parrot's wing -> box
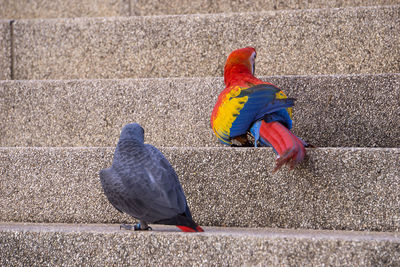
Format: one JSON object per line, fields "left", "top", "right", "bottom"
{"left": 229, "top": 84, "right": 286, "bottom": 137}
{"left": 212, "top": 84, "right": 280, "bottom": 144}
{"left": 253, "top": 98, "right": 295, "bottom": 122}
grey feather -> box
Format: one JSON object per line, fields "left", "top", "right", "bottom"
{"left": 99, "top": 123, "right": 188, "bottom": 223}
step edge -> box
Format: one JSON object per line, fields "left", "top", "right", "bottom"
{"left": 1, "top": 222, "right": 400, "bottom": 242}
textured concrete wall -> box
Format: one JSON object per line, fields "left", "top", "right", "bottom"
{"left": 12, "top": 6, "right": 400, "bottom": 79}
{"left": 0, "top": 147, "right": 399, "bottom": 231}
{"left": 1, "top": 74, "right": 399, "bottom": 147}
{"left": 1, "top": 223, "right": 399, "bottom": 266}
{"left": 0, "top": 0, "right": 130, "bottom": 19}
{"left": 0, "top": 21, "right": 11, "bottom": 80}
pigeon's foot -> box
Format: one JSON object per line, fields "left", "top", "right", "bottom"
{"left": 120, "top": 221, "right": 152, "bottom": 231}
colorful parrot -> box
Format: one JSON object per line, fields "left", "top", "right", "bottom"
{"left": 100, "top": 123, "right": 204, "bottom": 232}
{"left": 211, "top": 47, "right": 306, "bottom": 172}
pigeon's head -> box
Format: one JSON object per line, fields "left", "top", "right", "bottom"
{"left": 119, "top": 123, "right": 145, "bottom": 143}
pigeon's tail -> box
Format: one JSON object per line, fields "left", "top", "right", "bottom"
{"left": 176, "top": 225, "right": 204, "bottom": 233}
{"left": 154, "top": 213, "right": 204, "bottom": 232}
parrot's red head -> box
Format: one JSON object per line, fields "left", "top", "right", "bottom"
{"left": 224, "top": 47, "right": 257, "bottom": 86}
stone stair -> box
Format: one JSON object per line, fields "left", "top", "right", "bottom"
{"left": 1, "top": 222, "right": 399, "bottom": 266}
{"left": 1, "top": 1, "right": 400, "bottom": 265}
{"left": 8, "top": 5, "right": 400, "bottom": 80}
{"left": 1, "top": 147, "right": 399, "bottom": 231}
{"left": 1, "top": 74, "right": 399, "bottom": 148}
{"left": 1, "top": 0, "right": 399, "bottom": 18}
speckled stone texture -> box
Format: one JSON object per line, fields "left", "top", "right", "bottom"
{"left": 1, "top": 223, "right": 400, "bottom": 266}
{"left": 0, "top": 0, "right": 129, "bottom": 19}
{"left": 1, "top": 0, "right": 399, "bottom": 19}
{"left": 12, "top": 6, "right": 400, "bottom": 79}
{"left": 0, "top": 147, "right": 399, "bottom": 231}
{"left": 1, "top": 74, "right": 399, "bottom": 147}
{"left": 131, "top": 0, "right": 400, "bottom": 15}
{"left": 0, "top": 20, "right": 11, "bottom": 80}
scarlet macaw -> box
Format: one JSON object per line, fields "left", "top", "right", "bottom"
{"left": 211, "top": 47, "right": 306, "bottom": 171}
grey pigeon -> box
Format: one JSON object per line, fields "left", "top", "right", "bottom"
{"left": 99, "top": 123, "right": 203, "bottom": 232}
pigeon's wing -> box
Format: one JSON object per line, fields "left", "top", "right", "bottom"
{"left": 100, "top": 142, "right": 159, "bottom": 219}
{"left": 99, "top": 168, "right": 124, "bottom": 213}
{"left": 111, "top": 141, "right": 187, "bottom": 222}
{"left": 144, "top": 144, "right": 188, "bottom": 211}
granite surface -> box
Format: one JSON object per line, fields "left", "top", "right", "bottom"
{"left": 0, "top": 20, "right": 11, "bottom": 80}
{"left": 0, "top": 147, "right": 399, "bottom": 231}
{"left": 131, "top": 0, "right": 400, "bottom": 15}
{"left": 1, "top": 0, "right": 399, "bottom": 19}
{"left": 12, "top": 6, "right": 400, "bottom": 79}
{"left": 0, "top": 0, "right": 129, "bottom": 19}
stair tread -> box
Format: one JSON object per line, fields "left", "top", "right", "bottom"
{"left": 1, "top": 222, "right": 399, "bottom": 240}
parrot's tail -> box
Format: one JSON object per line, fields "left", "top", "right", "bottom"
{"left": 258, "top": 120, "right": 306, "bottom": 172}
{"left": 154, "top": 213, "right": 204, "bottom": 232}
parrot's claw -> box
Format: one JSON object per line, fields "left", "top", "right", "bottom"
{"left": 273, "top": 137, "right": 306, "bottom": 173}
{"left": 120, "top": 223, "right": 152, "bottom": 231}
{"left": 231, "top": 134, "right": 253, "bottom": 147}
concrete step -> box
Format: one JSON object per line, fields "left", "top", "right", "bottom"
{"left": 10, "top": 6, "right": 400, "bottom": 80}
{"left": 1, "top": 74, "right": 399, "bottom": 148}
{"left": 0, "top": 0, "right": 130, "bottom": 19}
{"left": 1, "top": 222, "right": 399, "bottom": 266}
{"left": 0, "top": 20, "right": 11, "bottom": 80}
{"left": 1, "top": 147, "right": 399, "bottom": 231}
{"left": 1, "top": 0, "right": 398, "bottom": 19}
{"left": 131, "top": 0, "right": 400, "bottom": 15}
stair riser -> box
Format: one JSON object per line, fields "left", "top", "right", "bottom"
{"left": 1, "top": 74, "right": 399, "bottom": 147}
{"left": 0, "top": 0, "right": 129, "bottom": 20}
{"left": 2, "top": 230, "right": 399, "bottom": 266}
{"left": 1, "top": 0, "right": 398, "bottom": 18}
{"left": 10, "top": 6, "right": 400, "bottom": 79}
{"left": 132, "top": 0, "right": 400, "bottom": 15}
{"left": 1, "top": 147, "right": 399, "bottom": 231}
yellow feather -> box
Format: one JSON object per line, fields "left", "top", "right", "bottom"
{"left": 213, "top": 86, "right": 293, "bottom": 144}
{"left": 276, "top": 90, "right": 293, "bottom": 118}
{"left": 213, "top": 86, "right": 248, "bottom": 144}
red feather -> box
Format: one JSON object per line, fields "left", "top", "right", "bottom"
{"left": 177, "top": 225, "right": 204, "bottom": 232}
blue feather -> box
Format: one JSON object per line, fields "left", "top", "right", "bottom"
{"left": 254, "top": 98, "right": 295, "bottom": 121}
{"left": 249, "top": 121, "right": 262, "bottom": 147}
{"left": 263, "top": 109, "right": 293, "bottom": 129}
{"left": 229, "top": 84, "right": 294, "bottom": 138}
